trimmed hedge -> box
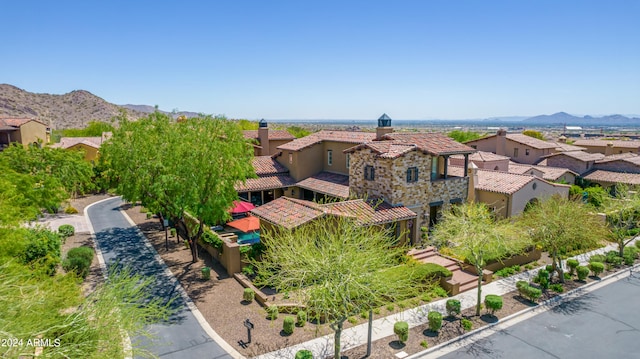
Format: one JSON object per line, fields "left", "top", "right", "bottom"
{"left": 461, "top": 318, "right": 473, "bottom": 331}
{"left": 283, "top": 316, "right": 295, "bottom": 335}
{"left": 446, "top": 299, "right": 461, "bottom": 317}
{"left": 589, "top": 254, "right": 606, "bottom": 263}
{"left": 394, "top": 321, "right": 409, "bottom": 343}
{"left": 296, "top": 310, "right": 307, "bottom": 327}
{"left": 58, "top": 224, "right": 75, "bottom": 238}
{"left": 243, "top": 288, "right": 255, "bottom": 303}
{"left": 295, "top": 350, "right": 313, "bottom": 359}
{"left": 566, "top": 259, "right": 579, "bottom": 274}
{"left": 484, "top": 295, "right": 503, "bottom": 315}
{"left": 577, "top": 265, "right": 590, "bottom": 281}
{"left": 427, "top": 311, "right": 442, "bottom": 332}
{"left": 516, "top": 281, "right": 541, "bottom": 303}
{"left": 589, "top": 261, "right": 604, "bottom": 277}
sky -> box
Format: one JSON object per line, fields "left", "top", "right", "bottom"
{"left": 2, "top": 1, "right": 639, "bottom": 120}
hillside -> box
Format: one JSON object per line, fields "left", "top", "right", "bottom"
{"left": 524, "top": 112, "right": 640, "bottom": 126}
{"left": 0, "top": 84, "right": 146, "bottom": 129}
{"left": 120, "top": 104, "right": 201, "bottom": 119}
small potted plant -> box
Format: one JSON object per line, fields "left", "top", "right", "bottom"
{"left": 201, "top": 266, "right": 211, "bottom": 280}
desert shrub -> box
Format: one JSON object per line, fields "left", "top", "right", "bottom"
{"left": 635, "top": 240, "right": 640, "bottom": 250}
{"left": 386, "top": 304, "right": 395, "bottom": 311}
{"left": 484, "top": 295, "right": 503, "bottom": 315}
{"left": 605, "top": 251, "right": 623, "bottom": 267}
{"left": 266, "top": 305, "right": 278, "bottom": 320}
{"left": 536, "top": 269, "right": 550, "bottom": 290}
{"left": 296, "top": 310, "right": 307, "bottom": 327}
{"left": 243, "top": 288, "right": 255, "bottom": 303}
{"left": 295, "top": 350, "right": 313, "bottom": 359}
{"left": 201, "top": 230, "right": 223, "bottom": 249}
{"left": 372, "top": 307, "right": 381, "bottom": 315}
{"left": 23, "top": 229, "right": 62, "bottom": 275}
{"left": 566, "top": 259, "right": 579, "bottom": 274}
{"left": 624, "top": 254, "right": 636, "bottom": 265}
{"left": 283, "top": 316, "right": 295, "bottom": 335}
{"left": 242, "top": 266, "right": 255, "bottom": 277}
{"left": 62, "top": 246, "right": 94, "bottom": 279}
{"left": 432, "top": 286, "right": 448, "bottom": 298}
{"left": 461, "top": 318, "right": 473, "bottom": 331}
{"left": 564, "top": 272, "right": 571, "bottom": 280}
{"left": 64, "top": 206, "right": 78, "bottom": 214}
{"left": 446, "top": 299, "right": 461, "bottom": 317}
{"left": 383, "top": 262, "right": 452, "bottom": 284}
{"left": 550, "top": 283, "right": 564, "bottom": 293}
{"left": 589, "top": 261, "right": 605, "bottom": 276}
{"left": 420, "top": 340, "right": 429, "bottom": 348}
{"left": 545, "top": 265, "right": 554, "bottom": 273}
{"left": 516, "top": 280, "right": 529, "bottom": 292}
{"left": 146, "top": 212, "right": 152, "bottom": 219}
{"left": 347, "top": 316, "right": 358, "bottom": 324}
{"left": 494, "top": 265, "right": 521, "bottom": 278}
{"left": 525, "top": 286, "right": 542, "bottom": 302}
{"left": 427, "top": 311, "right": 442, "bottom": 332}
{"left": 394, "top": 321, "right": 409, "bottom": 343}
{"left": 624, "top": 246, "right": 638, "bottom": 258}
{"left": 58, "top": 224, "right": 75, "bottom": 238}
{"left": 589, "top": 254, "right": 606, "bottom": 263}
{"left": 577, "top": 265, "right": 590, "bottom": 281}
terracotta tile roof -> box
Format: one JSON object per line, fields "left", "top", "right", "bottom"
{"left": 505, "top": 134, "right": 558, "bottom": 149}
{"left": 242, "top": 130, "right": 295, "bottom": 141}
{"left": 450, "top": 165, "right": 537, "bottom": 195}
{"left": 252, "top": 156, "right": 289, "bottom": 175}
{"left": 508, "top": 163, "right": 536, "bottom": 175}
{"left": 451, "top": 151, "right": 509, "bottom": 162}
{"left": 345, "top": 141, "right": 417, "bottom": 159}
{"left": 382, "top": 133, "right": 476, "bottom": 156}
{"left": 596, "top": 153, "right": 640, "bottom": 165}
{"left": 583, "top": 170, "right": 640, "bottom": 186}
{"left": 574, "top": 139, "right": 640, "bottom": 149}
{"left": 547, "top": 141, "right": 586, "bottom": 152}
{"left": 0, "top": 118, "right": 47, "bottom": 128}
{"left": 50, "top": 136, "right": 103, "bottom": 149}
{"left": 277, "top": 130, "right": 376, "bottom": 151}
{"left": 250, "top": 197, "right": 416, "bottom": 229}
{"left": 531, "top": 165, "right": 578, "bottom": 181}
{"left": 296, "top": 172, "right": 350, "bottom": 199}
{"left": 543, "top": 151, "right": 605, "bottom": 162}
{"left": 235, "top": 175, "right": 296, "bottom": 192}
{"left": 250, "top": 197, "right": 324, "bottom": 229}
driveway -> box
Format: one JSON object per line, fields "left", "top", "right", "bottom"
{"left": 87, "top": 197, "right": 236, "bottom": 359}
{"left": 435, "top": 273, "right": 640, "bottom": 359}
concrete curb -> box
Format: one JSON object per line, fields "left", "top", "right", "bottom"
{"left": 406, "top": 262, "right": 640, "bottom": 359}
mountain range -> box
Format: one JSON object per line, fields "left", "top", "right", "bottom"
{"left": 1, "top": 84, "right": 638, "bottom": 129}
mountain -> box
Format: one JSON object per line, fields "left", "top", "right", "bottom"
{"left": 524, "top": 112, "right": 640, "bottom": 126}
{"left": 120, "top": 104, "right": 201, "bottom": 119}
{"left": 0, "top": 84, "right": 149, "bottom": 129}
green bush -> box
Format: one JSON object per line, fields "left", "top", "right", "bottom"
{"left": 283, "top": 316, "right": 295, "bottom": 335}
{"left": 566, "top": 259, "right": 579, "bottom": 274}
{"left": 494, "top": 265, "right": 520, "bottom": 278}
{"left": 516, "top": 280, "right": 529, "bottom": 292}
{"left": 536, "top": 269, "right": 550, "bottom": 290}
{"left": 577, "top": 265, "right": 590, "bottom": 281}
{"left": 635, "top": 240, "right": 640, "bottom": 250}
{"left": 170, "top": 228, "right": 176, "bottom": 237}
{"left": 62, "top": 246, "right": 94, "bottom": 279}
{"left": 58, "top": 224, "right": 75, "bottom": 238}
{"left": 383, "top": 262, "right": 452, "bottom": 284}
{"left": 24, "top": 228, "right": 62, "bottom": 275}
{"left": 394, "top": 321, "right": 409, "bottom": 343}
{"left": 545, "top": 265, "right": 554, "bottom": 273}
{"left": 296, "top": 310, "right": 307, "bottom": 327}
{"left": 146, "top": 212, "right": 153, "bottom": 219}
{"left": 605, "top": 251, "right": 623, "bottom": 267}
{"left": 427, "top": 311, "right": 442, "bottom": 332}
{"left": 266, "top": 305, "right": 278, "bottom": 320}
{"left": 295, "top": 350, "right": 313, "bottom": 359}
{"left": 446, "top": 299, "right": 461, "bottom": 317}
{"left": 420, "top": 340, "right": 429, "bottom": 348}
{"left": 64, "top": 206, "right": 79, "bottom": 214}
{"left": 589, "top": 254, "right": 606, "bottom": 263}
{"left": 243, "top": 288, "right": 255, "bottom": 303}
{"left": 242, "top": 266, "right": 254, "bottom": 277}
{"left": 201, "top": 230, "right": 223, "bottom": 249}
{"left": 589, "top": 261, "right": 605, "bottom": 277}
{"left": 550, "top": 283, "right": 564, "bottom": 293}
{"left": 484, "top": 295, "right": 503, "bottom": 315}
{"left": 624, "top": 246, "right": 638, "bottom": 258}
{"left": 525, "top": 286, "right": 542, "bottom": 302}
{"left": 461, "top": 318, "right": 473, "bottom": 331}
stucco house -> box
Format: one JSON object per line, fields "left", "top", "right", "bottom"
{"left": 243, "top": 120, "right": 295, "bottom": 156}
{"left": 0, "top": 118, "right": 50, "bottom": 149}
{"left": 235, "top": 156, "right": 296, "bottom": 205}
{"left": 581, "top": 153, "right": 640, "bottom": 189}
{"left": 573, "top": 139, "right": 640, "bottom": 155}
{"left": 464, "top": 130, "right": 557, "bottom": 165}
{"left": 541, "top": 151, "right": 605, "bottom": 176}
{"left": 450, "top": 151, "right": 510, "bottom": 171}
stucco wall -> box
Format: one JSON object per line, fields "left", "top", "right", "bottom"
{"left": 505, "top": 141, "right": 551, "bottom": 165}
{"left": 69, "top": 143, "right": 99, "bottom": 161}
{"left": 15, "top": 121, "right": 48, "bottom": 146}
{"left": 511, "top": 179, "right": 569, "bottom": 216}
{"left": 322, "top": 141, "right": 355, "bottom": 175}
{"left": 594, "top": 161, "right": 640, "bottom": 174}
{"left": 546, "top": 155, "right": 593, "bottom": 175}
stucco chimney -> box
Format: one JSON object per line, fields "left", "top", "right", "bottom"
{"left": 376, "top": 113, "right": 394, "bottom": 140}
{"left": 258, "top": 119, "right": 270, "bottom": 156}
{"left": 496, "top": 129, "right": 507, "bottom": 156}
{"left": 467, "top": 162, "right": 478, "bottom": 202}
{"left": 558, "top": 135, "right": 567, "bottom": 143}
{"left": 605, "top": 142, "right": 614, "bottom": 156}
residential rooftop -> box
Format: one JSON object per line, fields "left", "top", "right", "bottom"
{"left": 277, "top": 130, "right": 377, "bottom": 151}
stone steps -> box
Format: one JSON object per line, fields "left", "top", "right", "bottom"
{"left": 409, "top": 247, "right": 483, "bottom": 294}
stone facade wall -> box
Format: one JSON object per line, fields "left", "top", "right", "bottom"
{"left": 594, "top": 161, "right": 640, "bottom": 174}
{"left": 546, "top": 155, "right": 593, "bottom": 175}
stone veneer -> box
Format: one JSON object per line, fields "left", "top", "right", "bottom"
{"left": 349, "top": 149, "right": 468, "bottom": 242}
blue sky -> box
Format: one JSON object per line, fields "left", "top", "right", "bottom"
{"left": 2, "top": 1, "right": 639, "bottom": 120}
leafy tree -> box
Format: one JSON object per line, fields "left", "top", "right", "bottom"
{"left": 252, "top": 216, "right": 424, "bottom": 358}
{"left": 519, "top": 195, "right": 608, "bottom": 283}
{"left": 102, "top": 112, "right": 255, "bottom": 262}
{"left": 62, "top": 120, "right": 115, "bottom": 138}
{"left": 432, "top": 202, "right": 525, "bottom": 316}
{"left": 602, "top": 185, "right": 640, "bottom": 257}
{"left": 447, "top": 130, "right": 484, "bottom": 143}
{"left": 236, "top": 119, "right": 259, "bottom": 130}
{"left": 522, "top": 130, "right": 544, "bottom": 140}
{"left": 286, "top": 126, "right": 311, "bottom": 138}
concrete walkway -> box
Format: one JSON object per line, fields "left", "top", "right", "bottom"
{"left": 254, "top": 241, "right": 636, "bottom": 359}
{"left": 31, "top": 213, "right": 91, "bottom": 233}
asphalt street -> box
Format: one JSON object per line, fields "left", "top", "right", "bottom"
{"left": 87, "top": 197, "right": 234, "bottom": 359}
{"left": 437, "top": 273, "right": 640, "bottom": 359}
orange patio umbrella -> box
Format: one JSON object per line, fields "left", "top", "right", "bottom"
{"left": 227, "top": 216, "right": 260, "bottom": 233}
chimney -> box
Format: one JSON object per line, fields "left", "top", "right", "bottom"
{"left": 605, "top": 142, "right": 614, "bottom": 156}
{"left": 258, "top": 119, "right": 270, "bottom": 156}
{"left": 496, "top": 129, "right": 507, "bottom": 156}
{"left": 558, "top": 135, "right": 567, "bottom": 143}
{"left": 376, "top": 113, "right": 393, "bottom": 140}
{"left": 467, "top": 162, "right": 478, "bottom": 202}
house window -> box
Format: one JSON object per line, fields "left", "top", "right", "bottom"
{"left": 327, "top": 150, "right": 333, "bottom": 166}
{"left": 288, "top": 153, "right": 293, "bottom": 164}
{"left": 525, "top": 149, "right": 530, "bottom": 156}
{"left": 364, "top": 165, "right": 375, "bottom": 181}
{"left": 346, "top": 154, "right": 350, "bottom": 169}
{"left": 431, "top": 157, "right": 439, "bottom": 180}
{"left": 406, "top": 167, "right": 419, "bottom": 183}
{"left": 471, "top": 145, "right": 477, "bottom": 149}
{"left": 514, "top": 148, "right": 519, "bottom": 157}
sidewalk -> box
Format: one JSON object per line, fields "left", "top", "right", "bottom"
{"left": 30, "top": 213, "right": 91, "bottom": 233}
{"left": 254, "top": 241, "right": 634, "bottom": 359}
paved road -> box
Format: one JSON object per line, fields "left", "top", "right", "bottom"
{"left": 87, "top": 197, "right": 234, "bottom": 359}
{"left": 437, "top": 273, "right": 640, "bottom": 359}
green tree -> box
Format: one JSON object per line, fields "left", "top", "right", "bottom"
{"left": 236, "top": 119, "right": 259, "bottom": 130}
{"left": 102, "top": 112, "right": 255, "bottom": 262}
{"left": 432, "top": 202, "right": 525, "bottom": 316}
{"left": 447, "top": 130, "right": 484, "bottom": 143}
{"left": 602, "top": 185, "right": 640, "bottom": 257}
{"left": 252, "top": 216, "right": 424, "bottom": 359}
{"left": 286, "top": 126, "right": 311, "bottom": 138}
{"left": 519, "top": 195, "right": 607, "bottom": 282}
{"left": 522, "top": 130, "right": 544, "bottom": 140}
